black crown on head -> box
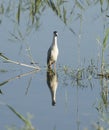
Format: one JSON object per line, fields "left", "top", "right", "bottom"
{"left": 53, "top": 31, "right": 58, "bottom": 36}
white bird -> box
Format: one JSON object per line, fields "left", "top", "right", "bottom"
{"left": 47, "top": 31, "right": 59, "bottom": 69}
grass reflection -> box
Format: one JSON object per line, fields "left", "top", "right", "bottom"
{"left": 59, "top": 60, "right": 98, "bottom": 88}
{"left": 96, "top": 77, "right": 109, "bottom": 118}
{"left": 94, "top": 73, "right": 109, "bottom": 130}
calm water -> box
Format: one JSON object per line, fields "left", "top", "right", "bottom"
{"left": 0, "top": 1, "right": 109, "bottom": 130}
{"left": 0, "top": 68, "right": 102, "bottom": 130}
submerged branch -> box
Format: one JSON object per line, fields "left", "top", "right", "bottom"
{"left": 5, "top": 59, "right": 40, "bottom": 69}
{"left": 0, "top": 53, "right": 40, "bottom": 70}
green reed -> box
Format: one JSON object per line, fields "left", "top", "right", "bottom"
{"left": 101, "top": 28, "right": 109, "bottom": 73}
{"left": 0, "top": 0, "right": 102, "bottom": 35}
{"left": 6, "top": 104, "right": 35, "bottom": 130}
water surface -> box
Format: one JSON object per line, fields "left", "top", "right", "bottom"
{"left": 0, "top": 1, "right": 109, "bottom": 130}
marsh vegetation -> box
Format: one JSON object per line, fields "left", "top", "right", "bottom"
{"left": 1, "top": 0, "right": 109, "bottom": 130}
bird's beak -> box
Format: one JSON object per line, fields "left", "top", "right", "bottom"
{"left": 56, "top": 33, "right": 58, "bottom": 36}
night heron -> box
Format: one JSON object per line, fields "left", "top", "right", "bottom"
{"left": 47, "top": 31, "right": 59, "bottom": 69}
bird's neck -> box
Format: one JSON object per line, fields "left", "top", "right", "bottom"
{"left": 52, "top": 36, "right": 58, "bottom": 47}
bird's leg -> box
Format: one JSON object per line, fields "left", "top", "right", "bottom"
{"left": 48, "top": 64, "right": 52, "bottom": 69}
{"left": 54, "top": 62, "right": 56, "bottom": 71}
{"left": 47, "top": 60, "right": 52, "bottom": 69}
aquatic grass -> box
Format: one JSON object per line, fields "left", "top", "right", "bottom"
{"left": 1, "top": 0, "right": 44, "bottom": 31}
{"left": 0, "top": 1, "right": 109, "bottom": 129}
{"left": 25, "top": 77, "right": 32, "bottom": 95}
{"left": 29, "top": 0, "right": 42, "bottom": 25}
{"left": 63, "top": 6, "right": 67, "bottom": 25}
{"left": 97, "top": 73, "right": 109, "bottom": 111}
{"left": 96, "top": 28, "right": 109, "bottom": 76}
{"left": 46, "top": 0, "right": 66, "bottom": 23}
{"left": 0, "top": 80, "right": 9, "bottom": 87}
{"left": 101, "top": 28, "right": 109, "bottom": 66}
{"left": 9, "top": 28, "right": 39, "bottom": 67}
{"left": 1, "top": 0, "right": 108, "bottom": 37}
{"left": 0, "top": 0, "right": 108, "bottom": 31}
{"left": 75, "top": 0, "right": 85, "bottom": 10}
{"left": 45, "top": 0, "right": 77, "bottom": 34}
{"left": 6, "top": 104, "right": 35, "bottom": 130}
{"left": 0, "top": 57, "right": 8, "bottom": 73}
{"left": 0, "top": 69, "right": 8, "bottom": 73}
{"left": 61, "top": 60, "right": 98, "bottom": 88}
{"left": 0, "top": 3, "right": 4, "bottom": 14}
{"left": 95, "top": 69, "right": 109, "bottom": 130}
{"left": 92, "top": 123, "right": 105, "bottom": 130}
{"left": 16, "top": 0, "right": 21, "bottom": 25}
{"left": 9, "top": 31, "right": 24, "bottom": 42}
{"left": 0, "top": 101, "right": 35, "bottom": 130}
{"left": 95, "top": 98, "right": 109, "bottom": 130}
{"left": 99, "top": 0, "right": 109, "bottom": 12}
{"left": 1, "top": 0, "right": 107, "bottom": 130}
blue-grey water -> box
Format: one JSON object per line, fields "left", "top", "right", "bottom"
{"left": 0, "top": 1, "right": 109, "bottom": 130}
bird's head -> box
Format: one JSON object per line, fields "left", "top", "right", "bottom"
{"left": 53, "top": 31, "right": 58, "bottom": 37}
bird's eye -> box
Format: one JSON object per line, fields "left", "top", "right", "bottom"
{"left": 54, "top": 31, "right": 58, "bottom": 35}
{"left": 54, "top": 32, "right": 58, "bottom": 36}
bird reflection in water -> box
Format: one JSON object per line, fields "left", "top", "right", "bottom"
{"left": 47, "top": 69, "right": 58, "bottom": 106}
